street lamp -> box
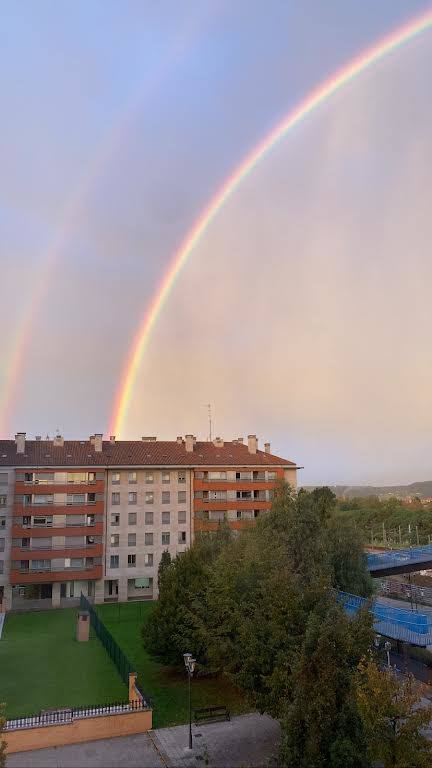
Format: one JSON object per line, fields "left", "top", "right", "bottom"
{"left": 183, "top": 652, "right": 196, "bottom": 750}
{"left": 384, "top": 641, "right": 392, "bottom": 669}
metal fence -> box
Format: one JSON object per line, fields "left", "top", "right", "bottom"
{"left": 79, "top": 593, "right": 148, "bottom": 704}
{"left": 5, "top": 699, "right": 145, "bottom": 732}
{"left": 337, "top": 589, "right": 432, "bottom": 646}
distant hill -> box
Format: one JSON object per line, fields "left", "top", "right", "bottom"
{"left": 302, "top": 481, "right": 432, "bottom": 500}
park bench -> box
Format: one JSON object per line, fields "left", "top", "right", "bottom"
{"left": 193, "top": 705, "right": 230, "bottom": 723}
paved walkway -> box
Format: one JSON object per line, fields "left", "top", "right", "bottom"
{"left": 0, "top": 613, "right": 5, "bottom": 639}
{"left": 6, "top": 713, "right": 281, "bottom": 768}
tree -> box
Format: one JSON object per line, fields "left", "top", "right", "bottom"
{"left": 281, "top": 605, "right": 371, "bottom": 768}
{"left": 157, "top": 549, "right": 172, "bottom": 592}
{"left": 0, "top": 704, "right": 6, "bottom": 768}
{"left": 143, "top": 525, "right": 231, "bottom": 666}
{"left": 356, "top": 656, "right": 432, "bottom": 767}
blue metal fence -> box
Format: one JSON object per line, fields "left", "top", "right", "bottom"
{"left": 367, "top": 544, "right": 432, "bottom": 571}
{"left": 337, "top": 590, "right": 432, "bottom": 646}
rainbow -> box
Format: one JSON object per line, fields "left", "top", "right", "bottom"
{"left": 0, "top": 9, "right": 211, "bottom": 436}
{"left": 110, "top": 8, "right": 432, "bottom": 437}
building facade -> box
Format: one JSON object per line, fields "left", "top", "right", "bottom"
{"left": 0, "top": 433, "right": 298, "bottom": 610}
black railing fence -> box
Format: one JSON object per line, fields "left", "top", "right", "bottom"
{"left": 79, "top": 592, "right": 149, "bottom": 704}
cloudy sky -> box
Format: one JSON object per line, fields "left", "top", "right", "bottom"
{"left": 1, "top": 0, "right": 432, "bottom": 485}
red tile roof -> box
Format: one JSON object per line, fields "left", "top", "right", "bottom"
{"left": 0, "top": 439, "right": 296, "bottom": 468}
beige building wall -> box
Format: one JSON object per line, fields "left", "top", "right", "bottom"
{"left": 0, "top": 467, "right": 13, "bottom": 610}
{"left": 104, "top": 468, "right": 192, "bottom": 600}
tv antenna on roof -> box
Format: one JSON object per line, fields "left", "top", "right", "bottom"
{"left": 204, "top": 404, "right": 212, "bottom": 442}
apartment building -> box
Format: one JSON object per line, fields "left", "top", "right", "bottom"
{"left": 0, "top": 432, "right": 298, "bottom": 610}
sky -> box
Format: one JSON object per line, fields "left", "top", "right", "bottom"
{"left": 1, "top": 0, "right": 432, "bottom": 485}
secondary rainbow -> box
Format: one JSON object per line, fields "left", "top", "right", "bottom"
{"left": 110, "top": 8, "right": 432, "bottom": 437}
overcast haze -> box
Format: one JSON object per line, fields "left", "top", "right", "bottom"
{"left": 1, "top": 0, "right": 432, "bottom": 485}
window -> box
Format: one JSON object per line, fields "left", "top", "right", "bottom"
{"left": 0, "top": 561, "right": 3, "bottom": 575}
{"left": 128, "top": 492, "right": 137, "bottom": 505}
{"left": 267, "top": 471, "right": 277, "bottom": 481}
{"left": 145, "top": 511, "right": 153, "bottom": 525}
{"left": 178, "top": 510, "right": 186, "bottom": 524}
{"left": 208, "top": 471, "right": 227, "bottom": 480}
{"left": 178, "top": 471, "right": 186, "bottom": 484}
{"left": 178, "top": 531, "right": 186, "bottom": 544}
{"left": 162, "top": 491, "right": 170, "bottom": 504}
{"left": 145, "top": 491, "right": 154, "bottom": 504}
{"left": 178, "top": 491, "right": 186, "bottom": 504}
{"left": 144, "top": 553, "right": 153, "bottom": 567}
{"left": 112, "top": 473, "right": 120, "bottom": 484}
{"left": 162, "top": 472, "right": 170, "bottom": 484}
{"left": 110, "top": 513, "right": 120, "bottom": 526}
{"left": 161, "top": 511, "right": 170, "bottom": 525}
{"left": 110, "top": 534, "right": 119, "bottom": 546}
{"left": 0, "top": 496, "right": 6, "bottom": 506}
{"left": 161, "top": 532, "right": 170, "bottom": 546}
{"left": 33, "top": 494, "right": 54, "bottom": 505}
{"left": 128, "top": 512, "right": 137, "bottom": 525}
{"left": 128, "top": 533, "right": 136, "bottom": 546}
{"left": 67, "top": 493, "right": 85, "bottom": 505}
{"left": 236, "top": 490, "right": 252, "bottom": 500}
{"left": 268, "top": 490, "right": 275, "bottom": 501}
{"left": 110, "top": 555, "right": 119, "bottom": 568}
{"left": 111, "top": 492, "right": 120, "bottom": 505}
{"left": 128, "top": 554, "right": 136, "bottom": 568}
{"left": 0, "top": 473, "right": 8, "bottom": 485}
{"left": 145, "top": 472, "right": 154, "bottom": 484}
{"left": 145, "top": 533, "right": 153, "bottom": 545}
{"left": 87, "top": 492, "right": 96, "bottom": 503}
{"left": 128, "top": 472, "right": 137, "bottom": 484}
{"left": 0, "top": 538, "right": 5, "bottom": 552}
{"left": 0, "top": 517, "right": 5, "bottom": 528}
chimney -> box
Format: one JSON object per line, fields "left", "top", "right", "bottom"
{"left": 89, "top": 435, "right": 95, "bottom": 445}
{"left": 142, "top": 436, "right": 157, "bottom": 442}
{"left": 109, "top": 435, "right": 116, "bottom": 444}
{"left": 35, "top": 435, "right": 41, "bottom": 441}
{"left": 176, "top": 436, "right": 183, "bottom": 444}
{"left": 15, "top": 432, "right": 26, "bottom": 454}
{"left": 237, "top": 437, "right": 244, "bottom": 444}
{"left": 264, "top": 442, "right": 271, "bottom": 454}
{"left": 185, "top": 434, "right": 194, "bottom": 453}
{"left": 53, "top": 434, "right": 64, "bottom": 447}
{"left": 248, "top": 434, "right": 258, "bottom": 454}
{"left": 94, "top": 434, "right": 103, "bottom": 452}
{"left": 213, "top": 437, "right": 224, "bottom": 448}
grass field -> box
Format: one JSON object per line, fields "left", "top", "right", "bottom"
{"left": 0, "top": 609, "right": 127, "bottom": 719}
{"left": 97, "top": 601, "right": 250, "bottom": 728}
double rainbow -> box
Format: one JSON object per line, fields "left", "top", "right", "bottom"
{"left": 109, "top": 8, "right": 432, "bottom": 437}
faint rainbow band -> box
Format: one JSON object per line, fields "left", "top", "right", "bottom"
{"left": 109, "top": 8, "right": 432, "bottom": 437}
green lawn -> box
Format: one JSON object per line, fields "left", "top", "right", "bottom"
{"left": 0, "top": 609, "right": 127, "bottom": 719}
{"left": 97, "top": 601, "right": 250, "bottom": 728}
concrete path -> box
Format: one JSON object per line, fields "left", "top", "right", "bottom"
{"left": 0, "top": 613, "right": 5, "bottom": 639}
{"left": 6, "top": 713, "right": 281, "bottom": 768}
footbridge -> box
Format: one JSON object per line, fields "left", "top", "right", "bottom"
{"left": 337, "top": 591, "right": 432, "bottom": 647}
{"left": 367, "top": 544, "right": 432, "bottom": 576}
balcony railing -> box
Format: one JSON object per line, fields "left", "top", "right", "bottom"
{"left": 199, "top": 475, "right": 270, "bottom": 482}
{"left": 19, "top": 500, "right": 99, "bottom": 507}
{"left": 16, "top": 562, "right": 102, "bottom": 575}
{"left": 21, "top": 479, "right": 98, "bottom": 486}
{"left": 14, "top": 543, "right": 100, "bottom": 552}
{"left": 13, "top": 518, "right": 102, "bottom": 529}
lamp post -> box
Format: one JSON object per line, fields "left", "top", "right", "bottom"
{"left": 384, "top": 641, "right": 392, "bottom": 669}
{"left": 183, "top": 652, "right": 196, "bottom": 750}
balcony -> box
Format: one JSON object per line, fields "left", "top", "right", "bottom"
{"left": 12, "top": 520, "right": 104, "bottom": 538}
{"left": 13, "top": 500, "right": 104, "bottom": 516}
{"left": 194, "top": 518, "right": 255, "bottom": 533}
{"left": 11, "top": 543, "right": 103, "bottom": 560}
{"left": 15, "top": 479, "right": 105, "bottom": 495}
{"left": 10, "top": 565, "right": 103, "bottom": 585}
{"left": 194, "top": 499, "right": 271, "bottom": 512}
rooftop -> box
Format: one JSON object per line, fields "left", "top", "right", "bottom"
{"left": 0, "top": 437, "right": 297, "bottom": 468}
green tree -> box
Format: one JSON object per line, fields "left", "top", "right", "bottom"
{"left": 157, "top": 549, "right": 172, "bottom": 591}
{"left": 281, "top": 605, "right": 371, "bottom": 768}
{"left": 143, "top": 525, "right": 231, "bottom": 666}
{"left": 356, "top": 656, "right": 432, "bottom": 767}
